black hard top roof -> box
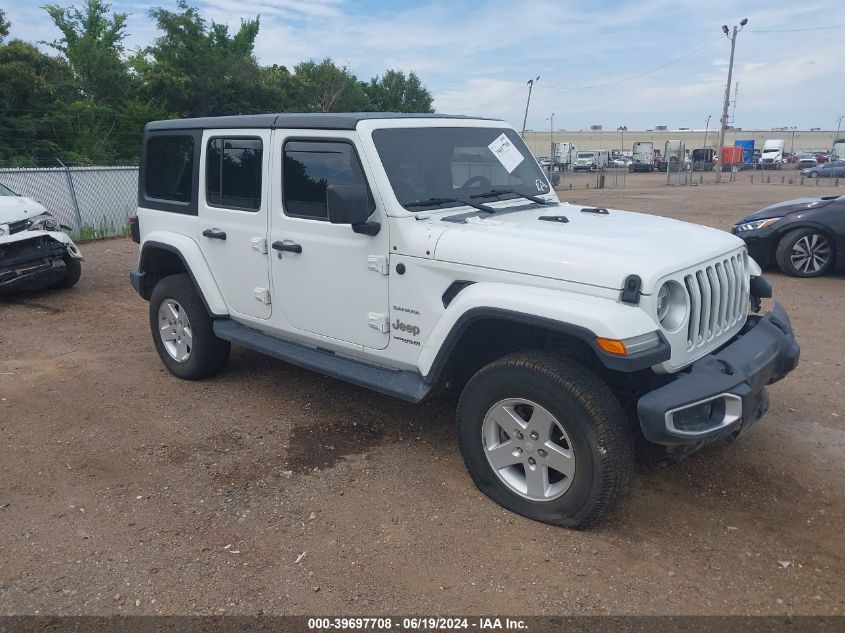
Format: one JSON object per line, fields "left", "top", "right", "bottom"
{"left": 144, "top": 112, "right": 499, "bottom": 132}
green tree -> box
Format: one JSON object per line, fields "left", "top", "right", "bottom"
{"left": 258, "top": 64, "right": 298, "bottom": 111}
{"left": 43, "top": 0, "right": 131, "bottom": 105}
{"left": 0, "top": 9, "right": 11, "bottom": 44}
{"left": 0, "top": 40, "right": 74, "bottom": 164}
{"left": 364, "top": 70, "right": 434, "bottom": 113}
{"left": 136, "top": 0, "right": 265, "bottom": 117}
{"left": 292, "top": 58, "right": 368, "bottom": 112}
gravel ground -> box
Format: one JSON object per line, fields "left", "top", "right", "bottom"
{"left": 1, "top": 176, "right": 843, "bottom": 616}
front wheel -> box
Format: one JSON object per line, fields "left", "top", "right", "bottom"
{"left": 808, "top": 171, "right": 819, "bottom": 178}
{"left": 456, "top": 352, "right": 633, "bottom": 529}
{"left": 149, "top": 274, "right": 230, "bottom": 379}
{"left": 50, "top": 256, "right": 82, "bottom": 289}
{"left": 776, "top": 228, "right": 834, "bottom": 277}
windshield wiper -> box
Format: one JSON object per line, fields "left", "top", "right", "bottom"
{"left": 404, "top": 197, "right": 496, "bottom": 213}
{"left": 470, "top": 188, "right": 552, "bottom": 206}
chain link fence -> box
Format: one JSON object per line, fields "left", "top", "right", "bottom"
{"left": 0, "top": 165, "right": 138, "bottom": 240}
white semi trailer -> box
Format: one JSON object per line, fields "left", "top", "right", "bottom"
{"left": 630, "top": 142, "right": 655, "bottom": 172}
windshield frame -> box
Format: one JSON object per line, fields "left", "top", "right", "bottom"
{"left": 360, "top": 119, "right": 553, "bottom": 215}
{"left": 0, "top": 183, "right": 18, "bottom": 196}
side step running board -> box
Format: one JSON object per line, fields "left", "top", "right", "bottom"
{"left": 213, "top": 319, "right": 432, "bottom": 403}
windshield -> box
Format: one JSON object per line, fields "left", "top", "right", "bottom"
{"left": 0, "top": 183, "right": 18, "bottom": 196}
{"left": 372, "top": 127, "right": 550, "bottom": 210}
{"left": 577, "top": 152, "right": 595, "bottom": 159}
{"left": 763, "top": 148, "right": 780, "bottom": 153}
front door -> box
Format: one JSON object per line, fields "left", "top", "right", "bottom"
{"left": 269, "top": 132, "right": 390, "bottom": 349}
{"left": 198, "top": 129, "right": 271, "bottom": 319}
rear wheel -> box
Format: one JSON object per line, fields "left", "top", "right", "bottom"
{"left": 776, "top": 228, "right": 834, "bottom": 277}
{"left": 149, "top": 274, "right": 230, "bottom": 379}
{"left": 456, "top": 352, "right": 633, "bottom": 528}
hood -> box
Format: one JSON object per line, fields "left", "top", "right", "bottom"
{"left": 432, "top": 202, "right": 743, "bottom": 292}
{"left": 0, "top": 195, "right": 49, "bottom": 224}
{"left": 738, "top": 195, "right": 841, "bottom": 222}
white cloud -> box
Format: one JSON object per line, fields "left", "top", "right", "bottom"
{"left": 4, "top": 0, "right": 842, "bottom": 129}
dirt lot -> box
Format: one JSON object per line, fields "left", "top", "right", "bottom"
{"left": 1, "top": 177, "right": 843, "bottom": 616}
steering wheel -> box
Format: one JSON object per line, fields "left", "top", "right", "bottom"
{"left": 459, "top": 175, "right": 492, "bottom": 193}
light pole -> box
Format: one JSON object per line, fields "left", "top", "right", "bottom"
{"left": 789, "top": 126, "right": 797, "bottom": 153}
{"left": 716, "top": 18, "right": 747, "bottom": 180}
{"left": 834, "top": 115, "right": 843, "bottom": 159}
{"left": 703, "top": 115, "right": 711, "bottom": 149}
{"left": 521, "top": 76, "right": 540, "bottom": 138}
{"left": 618, "top": 126, "right": 627, "bottom": 153}
{"left": 547, "top": 113, "right": 555, "bottom": 173}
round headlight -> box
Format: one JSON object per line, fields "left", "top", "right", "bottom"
{"left": 656, "top": 281, "right": 688, "bottom": 331}
{"left": 656, "top": 283, "right": 671, "bottom": 321}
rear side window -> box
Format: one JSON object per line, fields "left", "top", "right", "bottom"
{"left": 206, "top": 138, "right": 263, "bottom": 211}
{"left": 283, "top": 140, "right": 373, "bottom": 220}
{"left": 144, "top": 136, "right": 194, "bottom": 203}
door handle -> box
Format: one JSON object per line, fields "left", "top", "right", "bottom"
{"left": 202, "top": 228, "right": 227, "bottom": 240}
{"left": 272, "top": 240, "right": 303, "bottom": 254}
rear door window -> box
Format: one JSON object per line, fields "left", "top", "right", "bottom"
{"left": 206, "top": 138, "right": 263, "bottom": 211}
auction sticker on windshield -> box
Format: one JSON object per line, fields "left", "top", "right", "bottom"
{"left": 488, "top": 133, "right": 524, "bottom": 173}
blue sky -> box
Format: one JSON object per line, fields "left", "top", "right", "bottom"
{"left": 5, "top": 0, "right": 843, "bottom": 130}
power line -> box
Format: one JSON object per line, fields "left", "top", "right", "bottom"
{"left": 748, "top": 25, "right": 845, "bottom": 33}
{"left": 541, "top": 36, "right": 724, "bottom": 91}
{"left": 451, "top": 35, "right": 722, "bottom": 112}
{"left": 449, "top": 84, "right": 527, "bottom": 113}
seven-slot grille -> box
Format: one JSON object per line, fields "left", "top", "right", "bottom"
{"left": 683, "top": 251, "right": 748, "bottom": 351}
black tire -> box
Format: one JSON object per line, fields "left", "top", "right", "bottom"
{"left": 456, "top": 352, "right": 633, "bottom": 529}
{"left": 50, "top": 256, "right": 82, "bottom": 289}
{"left": 149, "top": 273, "right": 230, "bottom": 379}
{"left": 775, "top": 228, "right": 835, "bottom": 278}
{"left": 808, "top": 171, "right": 819, "bottom": 178}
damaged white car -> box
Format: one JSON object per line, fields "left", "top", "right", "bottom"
{"left": 0, "top": 183, "right": 82, "bottom": 292}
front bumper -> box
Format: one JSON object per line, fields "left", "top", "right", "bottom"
{"left": 637, "top": 303, "right": 799, "bottom": 446}
{"left": 0, "top": 235, "right": 74, "bottom": 291}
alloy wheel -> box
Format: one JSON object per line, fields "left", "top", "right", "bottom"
{"left": 482, "top": 398, "right": 576, "bottom": 502}
{"left": 158, "top": 299, "right": 193, "bottom": 362}
{"left": 790, "top": 234, "right": 831, "bottom": 274}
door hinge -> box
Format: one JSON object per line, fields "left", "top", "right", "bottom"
{"left": 368, "top": 313, "right": 389, "bottom": 333}
{"left": 367, "top": 255, "right": 389, "bottom": 275}
{"left": 254, "top": 287, "right": 271, "bottom": 305}
{"left": 251, "top": 237, "right": 268, "bottom": 254}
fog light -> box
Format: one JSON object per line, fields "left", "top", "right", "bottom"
{"left": 665, "top": 394, "right": 743, "bottom": 436}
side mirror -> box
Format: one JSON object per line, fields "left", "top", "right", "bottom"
{"left": 326, "top": 184, "right": 370, "bottom": 225}
{"left": 326, "top": 184, "right": 380, "bottom": 236}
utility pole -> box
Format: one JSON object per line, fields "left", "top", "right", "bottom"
{"left": 717, "top": 18, "right": 747, "bottom": 181}
{"left": 521, "top": 76, "right": 540, "bottom": 138}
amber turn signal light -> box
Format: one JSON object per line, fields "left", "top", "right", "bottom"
{"left": 595, "top": 337, "right": 627, "bottom": 356}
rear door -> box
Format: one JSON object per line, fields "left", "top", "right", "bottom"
{"left": 198, "top": 129, "right": 271, "bottom": 319}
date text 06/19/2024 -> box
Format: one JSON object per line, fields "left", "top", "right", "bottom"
{"left": 307, "top": 617, "right": 528, "bottom": 630}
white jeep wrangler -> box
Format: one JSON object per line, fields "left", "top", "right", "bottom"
{"left": 129, "top": 113, "right": 799, "bottom": 528}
